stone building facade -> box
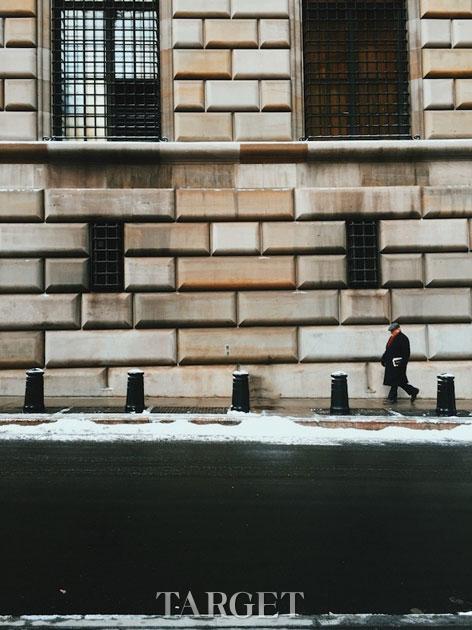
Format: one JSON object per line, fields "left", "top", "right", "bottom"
{"left": 1, "top": 0, "right": 472, "bottom": 401}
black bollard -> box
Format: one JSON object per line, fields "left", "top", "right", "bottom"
{"left": 436, "top": 373, "right": 456, "bottom": 417}
{"left": 125, "top": 369, "right": 145, "bottom": 413}
{"left": 231, "top": 371, "right": 250, "bottom": 413}
{"left": 23, "top": 368, "right": 45, "bottom": 413}
{"left": 330, "top": 371, "right": 350, "bottom": 415}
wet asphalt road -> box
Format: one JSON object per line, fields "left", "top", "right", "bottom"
{"left": 0, "top": 441, "right": 471, "bottom": 616}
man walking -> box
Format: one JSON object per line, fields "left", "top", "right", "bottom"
{"left": 381, "top": 323, "right": 420, "bottom": 404}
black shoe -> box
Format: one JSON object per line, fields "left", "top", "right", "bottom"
{"left": 410, "top": 387, "right": 419, "bottom": 403}
{"left": 384, "top": 397, "right": 397, "bottom": 404}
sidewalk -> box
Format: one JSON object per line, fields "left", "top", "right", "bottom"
{"left": 0, "top": 397, "right": 470, "bottom": 436}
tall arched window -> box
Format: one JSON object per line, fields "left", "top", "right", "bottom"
{"left": 51, "top": 0, "right": 161, "bottom": 140}
{"left": 302, "top": 0, "right": 411, "bottom": 139}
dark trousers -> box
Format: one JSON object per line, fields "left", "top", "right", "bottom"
{"left": 388, "top": 383, "right": 417, "bottom": 400}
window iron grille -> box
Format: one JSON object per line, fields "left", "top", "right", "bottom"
{"left": 51, "top": 0, "right": 162, "bottom": 141}
{"left": 346, "top": 220, "right": 380, "bottom": 288}
{"left": 302, "top": 0, "right": 411, "bottom": 140}
{"left": 89, "top": 222, "right": 124, "bottom": 291}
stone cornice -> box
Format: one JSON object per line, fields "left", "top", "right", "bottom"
{"left": 0, "top": 139, "right": 471, "bottom": 164}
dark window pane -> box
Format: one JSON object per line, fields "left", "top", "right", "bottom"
{"left": 302, "top": 0, "right": 411, "bottom": 139}
{"left": 89, "top": 222, "right": 124, "bottom": 292}
{"left": 107, "top": 79, "right": 161, "bottom": 138}
{"left": 347, "top": 220, "right": 380, "bottom": 288}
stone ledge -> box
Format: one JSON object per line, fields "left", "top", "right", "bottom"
{"left": 3, "top": 140, "right": 472, "bottom": 164}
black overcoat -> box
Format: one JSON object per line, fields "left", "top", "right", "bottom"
{"left": 381, "top": 332, "right": 410, "bottom": 386}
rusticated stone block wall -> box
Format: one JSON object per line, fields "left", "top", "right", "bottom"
{"left": 0, "top": 0, "right": 37, "bottom": 140}
{"left": 421, "top": 0, "right": 472, "bottom": 137}
{"left": 1, "top": 143, "right": 472, "bottom": 400}
{"left": 172, "top": 0, "right": 292, "bottom": 141}
{"left": 2, "top": 0, "right": 472, "bottom": 141}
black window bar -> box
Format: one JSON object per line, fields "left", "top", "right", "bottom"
{"left": 51, "top": 0, "right": 162, "bottom": 141}
{"left": 346, "top": 220, "right": 380, "bottom": 289}
{"left": 302, "top": 0, "right": 411, "bottom": 140}
{"left": 89, "top": 222, "right": 124, "bottom": 292}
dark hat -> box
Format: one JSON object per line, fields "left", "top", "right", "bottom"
{"left": 388, "top": 322, "right": 400, "bottom": 332}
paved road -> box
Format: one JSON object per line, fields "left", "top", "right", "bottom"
{"left": 0, "top": 441, "right": 471, "bottom": 616}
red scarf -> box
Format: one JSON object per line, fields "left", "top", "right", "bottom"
{"left": 387, "top": 335, "right": 395, "bottom": 347}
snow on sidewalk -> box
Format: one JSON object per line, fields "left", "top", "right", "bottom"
{"left": 1, "top": 412, "right": 472, "bottom": 444}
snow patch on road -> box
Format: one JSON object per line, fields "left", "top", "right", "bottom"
{"left": 2, "top": 614, "right": 472, "bottom": 627}
{"left": 1, "top": 413, "right": 472, "bottom": 444}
